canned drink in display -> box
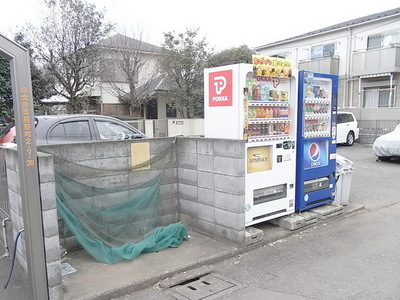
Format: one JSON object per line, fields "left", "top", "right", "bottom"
{"left": 248, "top": 124, "right": 253, "bottom": 137}
{"left": 261, "top": 124, "right": 266, "bottom": 136}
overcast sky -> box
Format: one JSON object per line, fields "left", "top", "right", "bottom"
{"left": 1, "top": 0, "right": 398, "bottom": 51}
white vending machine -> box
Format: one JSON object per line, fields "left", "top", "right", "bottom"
{"left": 204, "top": 56, "right": 298, "bottom": 226}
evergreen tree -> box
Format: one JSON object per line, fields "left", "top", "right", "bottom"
{"left": 161, "top": 28, "right": 211, "bottom": 118}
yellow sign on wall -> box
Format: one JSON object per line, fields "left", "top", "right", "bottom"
{"left": 131, "top": 142, "right": 150, "bottom": 170}
{"left": 247, "top": 146, "right": 272, "bottom": 173}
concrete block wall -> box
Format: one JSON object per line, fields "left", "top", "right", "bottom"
{"left": 38, "top": 138, "right": 179, "bottom": 249}
{"left": 176, "top": 138, "right": 246, "bottom": 248}
{"left": 4, "top": 136, "right": 249, "bottom": 299}
{"left": 6, "top": 149, "right": 63, "bottom": 299}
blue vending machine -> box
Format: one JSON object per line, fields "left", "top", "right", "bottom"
{"left": 296, "top": 71, "right": 338, "bottom": 211}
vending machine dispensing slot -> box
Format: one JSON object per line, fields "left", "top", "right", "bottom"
{"left": 253, "top": 184, "right": 287, "bottom": 205}
{"left": 303, "top": 177, "right": 330, "bottom": 193}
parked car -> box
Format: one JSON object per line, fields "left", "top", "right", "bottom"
{"left": 372, "top": 124, "right": 400, "bottom": 161}
{"left": 336, "top": 112, "right": 359, "bottom": 146}
{"left": 0, "top": 121, "right": 16, "bottom": 147}
{"left": 0, "top": 114, "right": 146, "bottom": 147}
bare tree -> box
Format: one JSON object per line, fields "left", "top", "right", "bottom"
{"left": 26, "top": 0, "right": 113, "bottom": 113}
{"left": 98, "top": 31, "right": 162, "bottom": 117}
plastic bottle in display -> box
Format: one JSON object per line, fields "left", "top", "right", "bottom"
{"left": 284, "top": 123, "right": 290, "bottom": 134}
{"left": 247, "top": 124, "right": 252, "bottom": 137}
{"left": 268, "top": 108, "right": 272, "bottom": 118}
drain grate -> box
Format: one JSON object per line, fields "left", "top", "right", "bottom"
{"left": 167, "top": 273, "right": 238, "bottom": 300}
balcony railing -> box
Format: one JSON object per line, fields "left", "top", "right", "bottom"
{"left": 298, "top": 56, "right": 340, "bottom": 75}
{"left": 352, "top": 45, "right": 400, "bottom": 77}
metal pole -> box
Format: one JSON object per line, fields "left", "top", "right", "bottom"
{"left": 0, "top": 34, "right": 49, "bottom": 300}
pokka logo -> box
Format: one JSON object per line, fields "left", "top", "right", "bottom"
{"left": 209, "top": 70, "right": 232, "bottom": 107}
{"left": 309, "top": 143, "right": 321, "bottom": 167}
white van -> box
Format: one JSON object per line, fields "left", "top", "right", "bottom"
{"left": 336, "top": 112, "right": 359, "bottom": 146}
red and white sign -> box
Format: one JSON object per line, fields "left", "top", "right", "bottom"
{"left": 208, "top": 70, "right": 232, "bottom": 107}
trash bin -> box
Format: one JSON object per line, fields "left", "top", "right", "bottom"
{"left": 333, "top": 154, "right": 354, "bottom": 206}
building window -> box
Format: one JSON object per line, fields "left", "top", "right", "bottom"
{"left": 166, "top": 103, "right": 177, "bottom": 118}
{"left": 270, "top": 53, "right": 288, "bottom": 59}
{"left": 367, "top": 34, "right": 382, "bottom": 49}
{"left": 311, "top": 43, "right": 335, "bottom": 59}
{"left": 363, "top": 87, "right": 395, "bottom": 108}
{"left": 367, "top": 30, "right": 400, "bottom": 49}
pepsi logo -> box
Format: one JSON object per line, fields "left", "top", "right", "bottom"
{"left": 309, "top": 143, "right": 320, "bottom": 161}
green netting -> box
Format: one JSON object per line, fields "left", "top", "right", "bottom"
{"left": 52, "top": 139, "right": 188, "bottom": 264}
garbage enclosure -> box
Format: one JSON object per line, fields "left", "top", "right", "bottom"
{"left": 333, "top": 154, "right": 354, "bottom": 206}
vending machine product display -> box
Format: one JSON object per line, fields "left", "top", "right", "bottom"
{"left": 295, "top": 71, "right": 338, "bottom": 211}
{"left": 204, "top": 56, "right": 298, "bottom": 226}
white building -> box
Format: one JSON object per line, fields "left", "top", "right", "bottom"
{"left": 255, "top": 8, "right": 400, "bottom": 141}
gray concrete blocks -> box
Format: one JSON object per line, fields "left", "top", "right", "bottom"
{"left": 309, "top": 204, "right": 344, "bottom": 220}
{"left": 180, "top": 213, "right": 199, "bottom": 229}
{"left": 214, "top": 192, "right": 245, "bottom": 214}
{"left": 178, "top": 183, "right": 198, "bottom": 202}
{"left": 42, "top": 209, "right": 59, "bottom": 237}
{"left": 40, "top": 182, "right": 57, "bottom": 210}
{"left": 214, "top": 224, "right": 245, "bottom": 248}
{"left": 46, "top": 259, "right": 62, "bottom": 286}
{"left": 197, "top": 219, "right": 216, "bottom": 239}
{"left": 197, "top": 187, "right": 215, "bottom": 206}
{"left": 197, "top": 154, "right": 214, "bottom": 172}
{"left": 269, "top": 204, "right": 343, "bottom": 231}
{"left": 198, "top": 203, "right": 215, "bottom": 223}
{"left": 215, "top": 209, "right": 245, "bottom": 231}
{"left": 300, "top": 211, "right": 318, "bottom": 225}
{"left": 176, "top": 137, "right": 197, "bottom": 154}
{"left": 37, "top": 152, "right": 55, "bottom": 182}
{"left": 159, "top": 197, "right": 178, "bottom": 216}
{"left": 214, "top": 174, "right": 245, "bottom": 195}
{"left": 178, "top": 168, "right": 198, "bottom": 186}
{"left": 245, "top": 227, "right": 264, "bottom": 246}
{"left": 196, "top": 139, "right": 214, "bottom": 155}
{"left": 213, "top": 139, "right": 245, "bottom": 158}
{"left": 149, "top": 137, "right": 176, "bottom": 156}
{"left": 214, "top": 156, "right": 245, "bottom": 177}
{"left": 177, "top": 151, "right": 198, "bottom": 169}
{"left": 270, "top": 214, "right": 306, "bottom": 231}
{"left": 269, "top": 210, "right": 318, "bottom": 231}
{"left": 175, "top": 137, "right": 247, "bottom": 248}
{"left": 198, "top": 171, "right": 215, "bottom": 190}
{"left": 179, "top": 198, "right": 198, "bottom": 218}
